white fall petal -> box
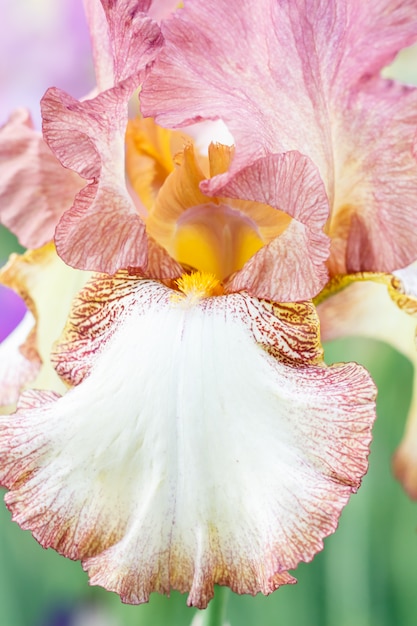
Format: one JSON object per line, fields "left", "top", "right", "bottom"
{"left": 0, "top": 276, "right": 376, "bottom": 608}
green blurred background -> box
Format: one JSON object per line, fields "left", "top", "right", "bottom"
{"left": 2, "top": 3, "right": 417, "bottom": 624}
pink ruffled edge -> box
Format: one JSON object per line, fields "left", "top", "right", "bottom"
{"left": 40, "top": 1, "right": 164, "bottom": 273}
{"left": 0, "top": 109, "right": 83, "bottom": 249}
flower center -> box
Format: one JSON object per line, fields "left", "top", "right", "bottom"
{"left": 174, "top": 271, "right": 224, "bottom": 303}
{"left": 172, "top": 202, "right": 265, "bottom": 279}
{"left": 126, "top": 119, "right": 290, "bottom": 282}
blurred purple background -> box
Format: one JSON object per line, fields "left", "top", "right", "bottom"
{"left": 1, "top": 0, "right": 94, "bottom": 341}
{"left": 0, "top": 288, "right": 26, "bottom": 342}
{"left": 0, "top": 0, "right": 94, "bottom": 126}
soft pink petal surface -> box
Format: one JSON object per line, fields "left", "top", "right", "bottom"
{"left": 42, "top": 87, "right": 147, "bottom": 272}
{"left": 83, "top": 0, "right": 114, "bottom": 91}
{"left": 0, "top": 109, "right": 83, "bottom": 248}
{"left": 41, "top": 5, "right": 163, "bottom": 273}
{"left": 142, "top": 0, "right": 417, "bottom": 273}
{"left": 148, "top": 0, "right": 180, "bottom": 22}
{"left": 142, "top": 0, "right": 417, "bottom": 165}
{"left": 329, "top": 80, "right": 417, "bottom": 273}
{"left": 209, "top": 152, "right": 330, "bottom": 300}
{"left": 84, "top": 0, "right": 163, "bottom": 90}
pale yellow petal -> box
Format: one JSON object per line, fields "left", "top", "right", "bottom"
{"left": 0, "top": 244, "right": 91, "bottom": 395}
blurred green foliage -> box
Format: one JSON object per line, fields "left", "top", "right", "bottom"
{"left": 0, "top": 225, "right": 24, "bottom": 263}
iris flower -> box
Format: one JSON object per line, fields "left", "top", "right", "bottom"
{"left": 3, "top": 0, "right": 416, "bottom": 610}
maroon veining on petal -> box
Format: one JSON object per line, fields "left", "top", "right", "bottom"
{"left": 40, "top": 2, "right": 164, "bottom": 273}
{"left": 206, "top": 151, "right": 330, "bottom": 301}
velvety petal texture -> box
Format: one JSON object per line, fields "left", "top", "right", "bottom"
{"left": 85, "top": 0, "right": 161, "bottom": 89}
{"left": 0, "top": 109, "right": 83, "bottom": 248}
{"left": 41, "top": 1, "right": 164, "bottom": 272}
{"left": 0, "top": 273, "right": 376, "bottom": 608}
{"left": 83, "top": 0, "right": 117, "bottom": 92}
{"left": 141, "top": 0, "right": 417, "bottom": 274}
{"left": 147, "top": 0, "right": 180, "bottom": 22}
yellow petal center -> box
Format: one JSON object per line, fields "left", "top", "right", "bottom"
{"left": 126, "top": 120, "right": 290, "bottom": 281}
{"left": 174, "top": 203, "right": 264, "bottom": 279}
{"left": 174, "top": 271, "right": 224, "bottom": 303}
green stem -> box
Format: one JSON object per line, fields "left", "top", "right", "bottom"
{"left": 200, "top": 586, "right": 230, "bottom": 626}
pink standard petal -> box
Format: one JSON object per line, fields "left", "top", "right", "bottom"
{"left": 84, "top": 0, "right": 164, "bottom": 90}
{"left": 100, "top": 0, "right": 164, "bottom": 82}
{"left": 41, "top": 88, "right": 147, "bottom": 272}
{"left": 330, "top": 79, "right": 417, "bottom": 274}
{"left": 83, "top": 0, "right": 115, "bottom": 91}
{"left": 0, "top": 109, "right": 83, "bottom": 248}
{"left": 142, "top": 0, "right": 417, "bottom": 169}
{"left": 141, "top": 0, "right": 417, "bottom": 273}
{"left": 41, "top": 5, "right": 163, "bottom": 273}
{"left": 206, "top": 152, "right": 330, "bottom": 301}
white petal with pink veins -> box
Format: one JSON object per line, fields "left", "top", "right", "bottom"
{"left": 0, "top": 278, "right": 375, "bottom": 608}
